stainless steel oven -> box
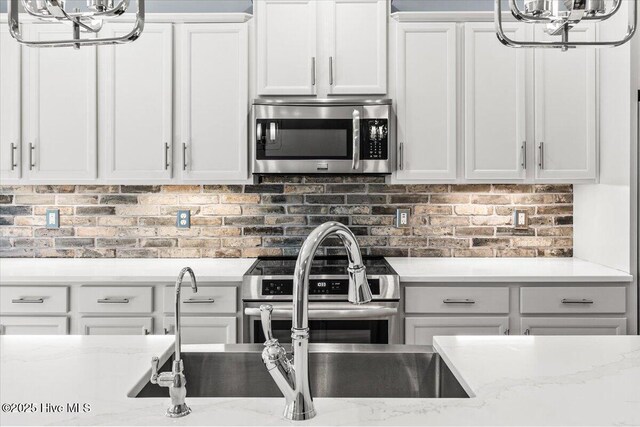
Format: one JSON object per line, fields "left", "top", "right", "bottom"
{"left": 241, "top": 256, "right": 401, "bottom": 344}
{"left": 252, "top": 99, "right": 394, "bottom": 174}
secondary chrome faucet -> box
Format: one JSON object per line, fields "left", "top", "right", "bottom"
{"left": 150, "top": 267, "right": 197, "bottom": 418}
{"left": 260, "top": 222, "right": 372, "bottom": 421}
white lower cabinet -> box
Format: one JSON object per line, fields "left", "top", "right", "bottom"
{"left": 405, "top": 317, "right": 509, "bottom": 345}
{"left": 163, "top": 316, "right": 237, "bottom": 344}
{"left": 0, "top": 316, "right": 68, "bottom": 335}
{"left": 79, "top": 317, "right": 153, "bottom": 335}
{"left": 521, "top": 317, "right": 627, "bottom": 336}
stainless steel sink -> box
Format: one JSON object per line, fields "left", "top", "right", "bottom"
{"left": 134, "top": 344, "right": 469, "bottom": 399}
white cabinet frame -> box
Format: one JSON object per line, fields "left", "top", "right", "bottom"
{"left": 0, "top": 25, "right": 21, "bottom": 182}
{"left": 99, "top": 23, "right": 174, "bottom": 181}
{"left": 521, "top": 317, "right": 627, "bottom": 335}
{"left": 163, "top": 316, "right": 237, "bottom": 344}
{"left": 79, "top": 317, "right": 153, "bottom": 335}
{"left": 395, "top": 22, "right": 457, "bottom": 181}
{"left": 405, "top": 316, "right": 509, "bottom": 345}
{"left": 0, "top": 316, "right": 68, "bottom": 335}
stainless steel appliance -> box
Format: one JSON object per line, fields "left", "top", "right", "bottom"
{"left": 252, "top": 99, "right": 394, "bottom": 174}
{"left": 242, "top": 255, "right": 400, "bottom": 345}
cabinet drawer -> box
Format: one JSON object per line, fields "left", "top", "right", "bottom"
{"left": 0, "top": 316, "right": 68, "bottom": 335}
{"left": 405, "top": 287, "right": 509, "bottom": 314}
{"left": 520, "top": 287, "right": 626, "bottom": 314}
{"left": 78, "top": 287, "right": 153, "bottom": 314}
{"left": 405, "top": 317, "right": 509, "bottom": 345}
{"left": 163, "top": 285, "right": 236, "bottom": 314}
{"left": 162, "top": 316, "right": 237, "bottom": 344}
{"left": 0, "top": 287, "right": 68, "bottom": 314}
{"left": 79, "top": 317, "right": 153, "bottom": 335}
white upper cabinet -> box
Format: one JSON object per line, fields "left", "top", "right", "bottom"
{"left": 534, "top": 24, "right": 597, "bottom": 181}
{"left": 23, "top": 24, "right": 97, "bottom": 181}
{"left": 257, "top": 0, "right": 317, "bottom": 95}
{"left": 395, "top": 22, "right": 457, "bottom": 181}
{"left": 99, "top": 23, "right": 173, "bottom": 181}
{"left": 326, "top": 0, "right": 387, "bottom": 95}
{"left": 0, "top": 25, "right": 21, "bottom": 182}
{"left": 178, "top": 23, "right": 248, "bottom": 182}
{"left": 464, "top": 22, "right": 528, "bottom": 180}
{"left": 257, "top": 0, "right": 387, "bottom": 96}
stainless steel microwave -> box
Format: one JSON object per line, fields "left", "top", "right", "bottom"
{"left": 252, "top": 99, "right": 394, "bottom": 174}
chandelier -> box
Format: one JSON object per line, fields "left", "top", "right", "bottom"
{"left": 7, "top": 0, "right": 145, "bottom": 48}
{"left": 495, "top": 0, "right": 637, "bottom": 50}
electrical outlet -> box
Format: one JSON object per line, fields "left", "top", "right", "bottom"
{"left": 396, "top": 208, "right": 411, "bottom": 228}
{"left": 45, "top": 209, "right": 59, "bottom": 229}
{"left": 513, "top": 209, "right": 529, "bottom": 230}
{"left": 176, "top": 210, "right": 191, "bottom": 229}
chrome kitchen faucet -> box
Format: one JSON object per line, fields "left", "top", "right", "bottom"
{"left": 150, "top": 267, "right": 197, "bottom": 418}
{"left": 259, "top": 222, "right": 373, "bottom": 420}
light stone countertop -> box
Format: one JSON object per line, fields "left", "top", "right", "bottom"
{"left": 0, "top": 257, "right": 632, "bottom": 284}
{"left": 0, "top": 335, "right": 639, "bottom": 426}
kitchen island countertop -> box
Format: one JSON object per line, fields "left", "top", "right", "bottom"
{"left": 1, "top": 335, "right": 639, "bottom": 426}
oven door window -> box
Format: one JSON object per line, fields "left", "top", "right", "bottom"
{"left": 253, "top": 319, "right": 389, "bottom": 344}
{"left": 256, "top": 119, "right": 353, "bottom": 160}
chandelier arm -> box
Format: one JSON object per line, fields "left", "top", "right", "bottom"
{"left": 8, "top": 0, "right": 145, "bottom": 47}
{"left": 509, "top": 0, "right": 549, "bottom": 22}
{"left": 581, "top": 0, "right": 622, "bottom": 21}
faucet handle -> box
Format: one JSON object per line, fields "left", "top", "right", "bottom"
{"left": 260, "top": 304, "right": 276, "bottom": 343}
{"left": 150, "top": 356, "right": 160, "bottom": 384}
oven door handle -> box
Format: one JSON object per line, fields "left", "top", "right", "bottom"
{"left": 244, "top": 304, "right": 398, "bottom": 319}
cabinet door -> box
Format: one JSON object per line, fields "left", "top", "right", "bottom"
{"left": 534, "top": 24, "right": 597, "bottom": 181}
{"left": 0, "top": 25, "right": 21, "bottom": 182}
{"left": 0, "top": 316, "right": 68, "bottom": 335}
{"left": 521, "top": 317, "right": 626, "bottom": 335}
{"left": 23, "top": 24, "right": 97, "bottom": 181}
{"left": 257, "top": 0, "right": 317, "bottom": 95}
{"left": 163, "top": 316, "right": 237, "bottom": 344}
{"left": 179, "top": 24, "right": 248, "bottom": 182}
{"left": 327, "top": 0, "right": 386, "bottom": 95}
{"left": 464, "top": 23, "right": 527, "bottom": 180}
{"left": 99, "top": 23, "right": 173, "bottom": 181}
{"left": 405, "top": 317, "right": 509, "bottom": 345}
{"left": 79, "top": 317, "right": 152, "bottom": 335}
{"left": 395, "top": 23, "right": 457, "bottom": 181}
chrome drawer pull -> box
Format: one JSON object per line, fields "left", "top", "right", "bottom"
{"left": 11, "top": 297, "right": 44, "bottom": 304}
{"left": 97, "top": 298, "right": 130, "bottom": 304}
{"left": 561, "top": 298, "right": 594, "bottom": 304}
{"left": 443, "top": 298, "right": 476, "bottom": 304}
{"left": 184, "top": 298, "right": 215, "bottom": 304}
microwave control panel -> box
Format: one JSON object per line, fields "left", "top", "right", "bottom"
{"left": 361, "top": 119, "right": 389, "bottom": 160}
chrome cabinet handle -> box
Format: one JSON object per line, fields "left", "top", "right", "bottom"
{"left": 164, "top": 142, "right": 170, "bottom": 170}
{"left": 28, "top": 143, "right": 35, "bottom": 170}
{"left": 183, "top": 298, "right": 215, "bottom": 304}
{"left": 143, "top": 328, "right": 150, "bottom": 335}
{"left": 521, "top": 141, "right": 526, "bottom": 170}
{"left": 163, "top": 327, "right": 170, "bottom": 335}
{"left": 11, "top": 297, "right": 44, "bottom": 304}
{"left": 524, "top": 329, "right": 531, "bottom": 335}
{"left": 504, "top": 329, "right": 510, "bottom": 335}
{"left": 10, "top": 143, "right": 18, "bottom": 170}
{"left": 182, "top": 143, "right": 188, "bottom": 171}
{"left": 97, "top": 298, "right": 130, "bottom": 304}
{"left": 561, "top": 298, "right": 594, "bottom": 304}
{"left": 329, "top": 56, "right": 334, "bottom": 85}
{"left": 399, "top": 142, "right": 404, "bottom": 171}
{"left": 443, "top": 298, "right": 476, "bottom": 304}
{"left": 352, "top": 109, "right": 360, "bottom": 170}
{"left": 311, "top": 56, "right": 316, "bottom": 86}
{"left": 538, "top": 142, "right": 544, "bottom": 169}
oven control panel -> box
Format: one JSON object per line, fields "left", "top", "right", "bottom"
{"left": 262, "top": 279, "right": 380, "bottom": 296}
{"left": 361, "top": 119, "right": 388, "bottom": 160}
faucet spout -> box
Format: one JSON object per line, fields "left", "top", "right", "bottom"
{"left": 174, "top": 267, "right": 197, "bottom": 363}
{"left": 260, "top": 222, "right": 372, "bottom": 421}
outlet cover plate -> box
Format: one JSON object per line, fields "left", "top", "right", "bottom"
{"left": 46, "top": 209, "right": 60, "bottom": 229}
{"left": 176, "top": 210, "right": 191, "bottom": 229}
{"left": 396, "top": 208, "right": 411, "bottom": 228}
{"left": 513, "top": 209, "right": 529, "bottom": 230}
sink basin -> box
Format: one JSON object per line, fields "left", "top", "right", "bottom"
{"left": 134, "top": 344, "right": 469, "bottom": 399}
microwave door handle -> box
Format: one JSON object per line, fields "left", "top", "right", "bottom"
{"left": 269, "top": 122, "right": 277, "bottom": 144}
{"left": 352, "top": 109, "right": 360, "bottom": 170}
